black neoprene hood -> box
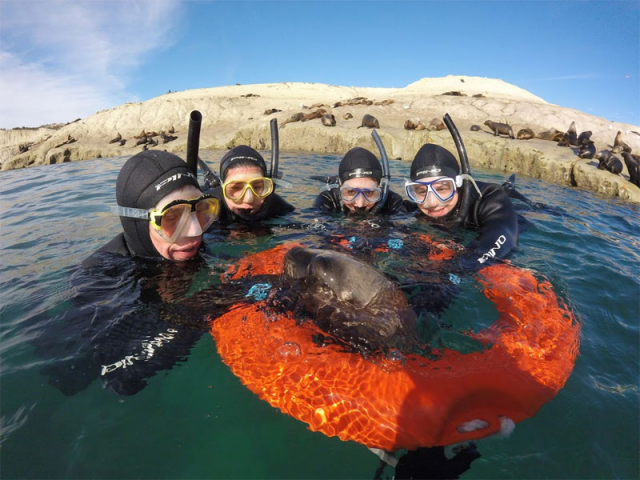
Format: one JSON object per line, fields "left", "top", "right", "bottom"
{"left": 116, "top": 150, "right": 200, "bottom": 258}
{"left": 410, "top": 144, "right": 460, "bottom": 181}
{"left": 338, "top": 147, "right": 383, "bottom": 184}
{"left": 219, "top": 145, "right": 267, "bottom": 181}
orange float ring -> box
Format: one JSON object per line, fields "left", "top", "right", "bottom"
{"left": 211, "top": 243, "right": 580, "bottom": 450}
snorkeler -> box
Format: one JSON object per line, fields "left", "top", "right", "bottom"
{"left": 313, "top": 146, "right": 406, "bottom": 215}
{"left": 405, "top": 142, "right": 518, "bottom": 265}
{"left": 85, "top": 150, "right": 219, "bottom": 265}
{"left": 210, "top": 145, "right": 294, "bottom": 225}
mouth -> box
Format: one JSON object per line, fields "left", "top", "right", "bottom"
{"left": 174, "top": 240, "right": 200, "bottom": 253}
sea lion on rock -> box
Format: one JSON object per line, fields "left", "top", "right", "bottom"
{"left": 470, "top": 125, "right": 481, "bottom": 131}
{"left": 484, "top": 120, "right": 514, "bottom": 139}
{"left": 536, "top": 128, "right": 564, "bottom": 142}
{"left": 404, "top": 120, "right": 417, "bottom": 130}
{"left": 415, "top": 121, "right": 427, "bottom": 131}
{"left": 119, "top": 139, "right": 127, "bottom": 146}
{"left": 577, "top": 131, "right": 592, "bottom": 146}
{"left": 622, "top": 152, "right": 640, "bottom": 187}
{"left": 283, "top": 247, "right": 419, "bottom": 352}
{"left": 578, "top": 141, "right": 596, "bottom": 159}
{"left": 109, "top": 133, "right": 122, "bottom": 144}
{"left": 343, "top": 112, "right": 353, "bottom": 120}
{"left": 428, "top": 118, "right": 445, "bottom": 131}
{"left": 358, "top": 114, "right": 380, "bottom": 129}
{"left": 557, "top": 132, "right": 572, "bottom": 147}
{"left": 596, "top": 150, "right": 623, "bottom": 174}
{"left": 301, "top": 109, "right": 326, "bottom": 122}
{"left": 441, "top": 91, "right": 466, "bottom": 96}
{"left": 280, "top": 112, "right": 304, "bottom": 128}
{"left": 472, "top": 93, "right": 485, "bottom": 98}
{"left": 321, "top": 114, "right": 336, "bottom": 127}
{"left": 161, "top": 133, "right": 178, "bottom": 144}
{"left": 264, "top": 108, "right": 282, "bottom": 115}
{"left": 374, "top": 99, "right": 395, "bottom": 106}
{"left": 517, "top": 128, "right": 535, "bottom": 140}
{"left": 612, "top": 131, "right": 632, "bottom": 154}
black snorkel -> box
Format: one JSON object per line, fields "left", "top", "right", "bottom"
{"left": 186, "top": 110, "right": 202, "bottom": 178}
{"left": 443, "top": 113, "right": 474, "bottom": 226}
{"left": 370, "top": 128, "right": 390, "bottom": 214}
{"left": 186, "top": 109, "right": 220, "bottom": 192}
{"left": 270, "top": 118, "right": 279, "bottom": 192}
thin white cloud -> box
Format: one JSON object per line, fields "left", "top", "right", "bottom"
{"left": 0, "top": 0, "right": 182, "bottom": 129}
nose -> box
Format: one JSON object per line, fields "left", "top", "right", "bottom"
{"left": 425, "top": 189, "right": 439, "bottom": 207}
{"left": 354, "top": 193, "right": 368, "bottom": 208}
{"left": 242, "top": 186, "right": 255, "bottom": 203}
{"left": 184, "top": 213, "right": 203, "bottom": 237}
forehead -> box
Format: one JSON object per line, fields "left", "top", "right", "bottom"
{"left": 155, "top": 185, "right": 202, "bottom": 209}
{"left": 225, "top": 166, "right": 264, "bottom": 182}
{"left": 342, "top": 177, "right": 379, "bottom": 188}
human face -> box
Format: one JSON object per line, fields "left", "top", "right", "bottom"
{"left": 149, "top": 185, "right": 204, "bottom": 261}
{"left": 414, "top": 176, "right": 459, "bottom": 218}
{"left": 341, "top": 177, "right": 380, "bottom": 213}
{"left": 222, "top": 166, "right": 268, "bottom": 217}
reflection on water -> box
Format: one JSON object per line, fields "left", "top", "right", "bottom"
{"left": 0, "top": 151, "right": 638, "bottom": 479}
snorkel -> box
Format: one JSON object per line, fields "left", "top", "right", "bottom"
{"left": 443, "top": 113, "right": 478, "bottom": 226}
{"left": 186, "top": 110, "right": 202, "bottom": 178}
{"left": 270, "top": 118, "right": 279, "bottom": 192}
{"left": 370, "top": 129, "right": 390, "bottom": 214}
{"left": 186, "top": 110, "right": 220, "bottom": 192}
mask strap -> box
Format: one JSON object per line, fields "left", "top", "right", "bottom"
{"left": 112, "top": 205, "right": 149, "bottom": 219}
{"left": 456, "top": 174, "right": 482, "bottom": 197}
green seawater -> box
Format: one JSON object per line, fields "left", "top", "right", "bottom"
{"left": 0, "top": 151, "right": 638, "bottom": 479}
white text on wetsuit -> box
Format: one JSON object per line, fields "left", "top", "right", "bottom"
{"left": 100, "top": 329, "right": 177, "bottom": 376}
{"left": 477, "top": 235, "right": 506, "bottom": 264}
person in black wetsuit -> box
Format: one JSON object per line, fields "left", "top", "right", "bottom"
{"left": 405, "top": 143, "right": 518, "bottom": 265}
{"left": 36, "top": 151, "right": 236, "bottom": 396}
{"left": 210, "top": 145, "right": 294, "bottom": 225}
{"left": 313, "top": 147, "right": 406, "bottom": 215}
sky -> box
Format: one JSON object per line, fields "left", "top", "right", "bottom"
{"left": 0, "top": 0, "right": 638, "bottom": 129}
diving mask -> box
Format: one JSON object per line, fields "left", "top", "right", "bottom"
{"left": 116, "top": 195, "right": 219, "bottom": 243}
{"left": 222, "top": 177, "right": 274, "bottom": 202}
{"left": 339, "top": 185, "right": 382, "bottom": 203}
{"left": 405, "top": 174, "right": 481, "bottom": 204}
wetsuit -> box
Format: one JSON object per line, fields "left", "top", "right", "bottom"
{"left": 313, "top": 188, "right": 407, "bottom": 215}
{"left": 408, "top": 180, "right": 518, "bottom": 265}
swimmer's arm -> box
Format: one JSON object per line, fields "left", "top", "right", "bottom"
{"left": 312, "top": 189, "right": 341, "bottom": 213}
{"left": 473, "top": 185, "right": 518, "bottom": 263}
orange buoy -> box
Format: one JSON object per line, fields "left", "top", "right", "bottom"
{"left": 211, "top": 244, "right": 580, "bottom": 450}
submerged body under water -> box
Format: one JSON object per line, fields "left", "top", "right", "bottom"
{"left": 0, "top": 151, "right": 638, "bottom": 479}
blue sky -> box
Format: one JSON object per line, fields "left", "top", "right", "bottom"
{"left": 1, "top": 0, "right": 638, "bottom": 129}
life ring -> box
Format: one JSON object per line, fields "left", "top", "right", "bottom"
{"left": 211, "top": 243, "right": 580, "bottom": 450}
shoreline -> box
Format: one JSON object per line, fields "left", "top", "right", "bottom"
{"left": 2, "top": 76, "right": 639, "bottom": 204}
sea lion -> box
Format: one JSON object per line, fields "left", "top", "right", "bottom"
{"left": 54, "top": 135, "right": 76, "bottom": 149}
{"left": 441, "top": 91, "right": 466, "bottom": 96}
{"left": 404, "top": 120, "right": 417, "bottom": 130}
{"left": 557, "top": 132, "right": 572, "bottom": 147}
{"left": 280, "top": 112, "right": 304, "bottom": 128}
{"left": 309, "top": 103, "right": 326, "bottom": 109}
{"left": 415, "top": 121, "right": 427, "bottom": 131}
{"left": 321, "top": 114, "right": 336, "bottom": 127}
{"left": 133, "top": 130, "right": 147, "bottom": 139}
{"left": 536, "top": 128, "right": 564, "bottom": 141}
{"left": 264, "top": 108, "right": 282, "bottom": 115}
{"left": 119, "top": 139, "right": 127, "bottom": 146}
{"left": 563, "top": 121, "right": 578, "bottom": 146}
{"left": 343, "top": 112, "right": 353, "bottom": 120}
{"left": 168, "top": 126, "right": 175, "bottom": 134}
{"left": 161, "top": 133, "right": 177, "bottom": 144}
{"left": 428, "top": 118, "right": 445, "bottom": 131}
{"left": 358, "top": 114, "right": 380, "bottom": 129}
{"left": 484, "top": 120, "right": 514, "bottom": 139}
{"left": 374, "top": 99, "right": 395, "bottom": 106}
{"left": 612, "top": 131, "right": 632, "bottom": 154}
{"left": 577, "top": 131, "right": 592, "bottom": 146}
{"left": 470, "top": 125, "right": 481, "bottom": 131}
{"left": 301, "top": 109, "right": 326, "bottom": 122}
{"left": 578, "top": 141, "right": 596, "bottom": 159}
{"left": 622, "top": 152, "right": 640, "bottom": 187}
{"left": 596, "top": 150, "right": 623, "bottom": 174}
{"left": 109, "top": 133, "right": 122, "bottom": 144}
{"left": 472, "top": 93, "right": 485, "bottom": 98}
{"left": 283, "top": 247, "right": 419, "bottom": 352}
{"left": 517, "top": 128, "right": 535, "bottom": 140}
{"left": 136, "top": 136, "right": 148, "bottom": 146}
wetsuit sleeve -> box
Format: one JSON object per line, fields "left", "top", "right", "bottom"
{"left": 81, "top": 233, "right": 131, "bottom": 268}
{"left": 268, "top": 194, "right": 295, "bottom": 217}
{"left": 470, "top": 184, "right": 518, "bottom": 264}
{"left": 312, "top": 189, "right": 341, "bottom": 213}
{"left": 381, "top": 190, "right": 408, "bottom": 215}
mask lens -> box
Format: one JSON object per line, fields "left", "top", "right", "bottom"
{"left": 156, "top": 204, "right": 191, "bottom": 241}
{"left": 151, "top": 196, "right": 219, "bottom": 242}
{"left": 194, "top": 197, "right": 219, "bottom": 230}
{"left": 406, "top": 178, "right": 456, "bottom": 204}
{"left": 432, "top": 178, "right": 455, "bottom": 201}
{"left": 340, "top": 186, "right": 381, "bottom": 203}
